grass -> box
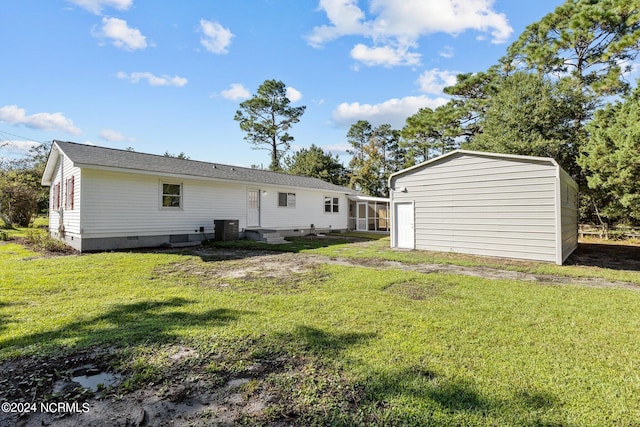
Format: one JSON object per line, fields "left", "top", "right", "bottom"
{"left": 210, "top": 235, "right": 640, "bottom": 284}
{"left": 2, "top": 239, "right": 640, "bottom": 425}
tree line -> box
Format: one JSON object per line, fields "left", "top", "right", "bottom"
{"left": 2, "top": 0, "right": 638, "bottom": 227}
{"left": 236, "top": 0, "right": 640, "bottom": 226}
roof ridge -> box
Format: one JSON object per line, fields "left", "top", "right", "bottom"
{"left": 55, "top": 140, "right": 313, "bottom": 178}
{"left": 53, "top": 140, "right": 356, "bottom": 192}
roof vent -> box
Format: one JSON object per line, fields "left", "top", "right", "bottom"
{"left": 212, "top": 164, "right": 216, "bottom": 169}
{"left": 231, "top": 167, "right": 235, "bottom": 171}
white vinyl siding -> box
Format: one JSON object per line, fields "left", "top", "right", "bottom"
{"left": 81, "top": 169, "right": 243, "bottom": 238}
{"left": 79, "top": 169, "right": 349, "bottom": 239}
{"left": 261, "top": 188, "right": 347, "bottom": 230}
{"left": 48, "top": 154, "right": 81, "bottom": 247}
{"left": 391, "top": 152, "right": 578, "bottom": 264}
{"left": 560, "top": 169, "right": 579, "bottom": 262}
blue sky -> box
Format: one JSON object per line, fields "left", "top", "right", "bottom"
{"left": 1, "top": 0, "right": 566, "bottom": 167}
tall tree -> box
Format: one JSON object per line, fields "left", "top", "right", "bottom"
{"left": 464, "top": 72, "right": 592, "bottom": 177}
{"left": 578, "top": 84, "right": 640, "bottom": 224}
{"left": 503, "top": 0, "right": 640, "bottom": 96}
{"left": 401, "top": 103, "right": 460, "bottom": 165}
{"left": 442, "top": 67, "right": 502, "bottom": 141}
{"left": 346, "top": 120, "right": 372, "bottom": 162}
{"left": 372, "top": 124, "right": 405, "bottom": 181}
{"left": 234, "top": 79, "right": 306, "bottom": 171}
{"left": 346, "top": 121, "right": 402, "bottom": 197}
{"left": 283, "top": 144, "right": 348, "bottom": 186}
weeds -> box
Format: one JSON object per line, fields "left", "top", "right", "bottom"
{"left": 23, "top": 229, "right": 71, "bottom": 253}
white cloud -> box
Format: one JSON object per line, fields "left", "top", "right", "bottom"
{"left": 308, "top": 0, "right": 512, "bottom": 67}
{"left": 67, "top": 0, "right": 132, "bottom": 15}
{"left": 220, "top": 83, "right": 251, "bottom": 100}
{"left": 351, "top": 43, "right": 420, "bottom": 67}
{"left": 439, "top": 45, "right": 454, "bottom": 58}
{"left": 286, "top": 87, "right": 303, "bottom": 103}
{"left": 99, "top": 129, "right": 135, "bottom": 142}
{"left": 93, "top": 17, "right": 147, "bottom": 51}
{"left": 416, "top": 68, "right": 459, "bottom": 94}
{"left": 0, "top": 105, "right": 82, "bottom": 135}
{"left": 307, "top": 0, "right": 369, "bottom": 48}
{"left": 199, "top": 19, "right": 234, "bottom": 54}
{"left": 322, "top": 143, "right": 351, "bottom": 155}
{"left": 332, "top": 95, "right": 448, "bottom": 128}
{"left": 117, "top": 71, "right": 188, "bottom": 87}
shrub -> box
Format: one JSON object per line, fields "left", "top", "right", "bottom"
{"left": 24, "top": 229, "right": 70, "bottom": 252}
{"left": 0, "top": 180, "right": 38, "bottom": 227}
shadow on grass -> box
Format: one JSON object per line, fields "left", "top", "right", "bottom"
{"left": 0, "top": 297, "right": 251, "bottom": 351}
{"left": 0, "top": 302, "right": 17, "bottom": 335}
{"left": 342, "top": 366, "right": 565, "bottom": 426}
{"left": 566, "top": 242, "right": 640, "bottom": 271}
{"left": 280, "top": 325, "right": 377, "bottom": 357}
{"left": 253, "top": 326, "right": 565, "bottom": 426}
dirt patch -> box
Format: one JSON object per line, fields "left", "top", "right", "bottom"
{"left": 153, "top": 248, "right": 640, "bottom": 292}
{"left": 566, "top": 242, "right": 640, "bottom": 271}
{"left": 0, "top": 344, "right": 331, "bottom": 427}
{"left": 384, "top": 281, "right": 440, "bottom": 300}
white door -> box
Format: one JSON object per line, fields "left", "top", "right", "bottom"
{"left": 356, "top": 202, "right": 368, "bottom": 231}
{"left": 394, "top": 202, "right": 414, "bottom": 249}
{"left": 247, "top": 189, "right": 260, "bottom": 227}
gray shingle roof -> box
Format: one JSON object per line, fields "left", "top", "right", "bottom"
{"left": 53, "top": 140, "right": 356, "bottom": 193}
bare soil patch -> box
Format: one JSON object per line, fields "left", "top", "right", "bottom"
{"left": 171, "top": 249, "right": 640, "bottom": 291}
{"left": 0, "top": 344, "right": 334, "bottom": 427}
{"left": 566, "top": 241, "right": 640, "bottom": 271}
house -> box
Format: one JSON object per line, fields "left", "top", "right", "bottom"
{"left": 388, "top": 150, "right": 578, "bottom": 265}
{"left": 41, "top": 140, "right": 388, "bottom": 252}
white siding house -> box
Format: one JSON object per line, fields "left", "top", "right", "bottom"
{"left": 388, "top": 150, "right": 579, "bottom": 265}
{"left": 41, "top": 141, "right": 359, "bottom": 252}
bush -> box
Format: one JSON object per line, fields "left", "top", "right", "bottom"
{"left": 0, "top": 181, "right": 38, "bottom": 227}
{"left": 24, "top": 229, "right": 70, "bottom": 252}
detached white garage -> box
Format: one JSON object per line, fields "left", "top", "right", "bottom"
{"left": 388, "top": 150, "right": 579, "bottom": 265}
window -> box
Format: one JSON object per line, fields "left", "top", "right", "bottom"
{"left": 324, "top": 196, "right": 339, "bottom": 213}
{"left": 248, "top": 190, "right": 259, "bottom": 209}
{"left": 52, "top": 183, "right": 61, "bottom": 210}
{"left": 65, "top": 176, "right": 75, "bottom": 210}
{"left": 278, "top": 192, "right": 296, "bottom": 208}
{"left": 161, "top": 183, "right": 182, "bottom": 208}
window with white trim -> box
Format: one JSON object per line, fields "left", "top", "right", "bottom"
{"left": 278, "top": 192, "right": 296, "bottom": 208}
{"left": 161, "top": 182, "right": 182, "bottom": 208}
{"left": 324, "top": 196, "right": 339, "bottom": 213}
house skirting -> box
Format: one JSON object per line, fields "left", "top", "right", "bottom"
{"left": 52, "top": 232, "right": 214, "bottom": 252}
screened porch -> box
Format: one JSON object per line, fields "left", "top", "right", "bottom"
{"left": 347, "top": 195, "right": 390, "bottom": 232}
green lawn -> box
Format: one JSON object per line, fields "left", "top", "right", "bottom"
{"left": 2, "top": 240, "right": 640, "bottom": 425}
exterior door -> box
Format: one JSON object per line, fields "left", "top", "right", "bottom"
{"left": 247, "top": 189, "right": 260, "bottom": 227}
{"left": 394, "top": 202, "right": 414, "bottom": 249}
{"left": 356, "top": 202, "right": 368, "bottom": 231}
